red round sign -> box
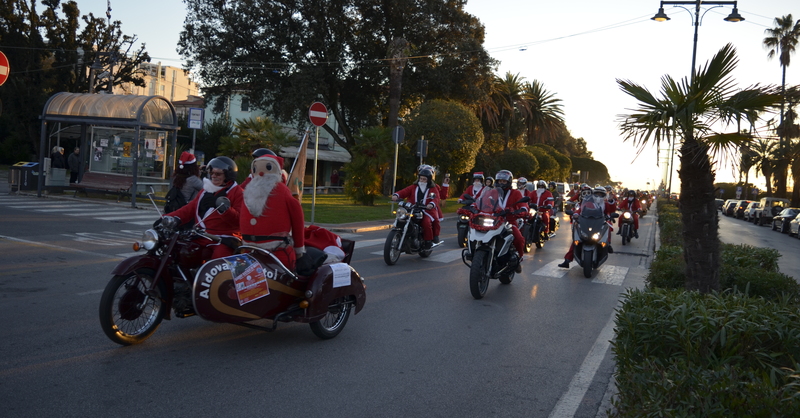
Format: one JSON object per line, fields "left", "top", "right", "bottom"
{"left": 0, "top": 51, "right": 9, "bottom": 87}
{"left": 309, "top": 102, "right": 328, "bottom": 127}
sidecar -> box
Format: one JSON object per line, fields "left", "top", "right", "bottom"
{"left": 192, "top": 239, "right": 366, "bottom": 339}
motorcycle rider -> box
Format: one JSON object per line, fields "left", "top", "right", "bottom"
{"left": 558, "top": 186, "right": 615, "bottom": 268}
{"left": 484, "top": 176, "right": 495, "bottom": 189}
{"left": 459, "top": 172, "right": 488, "bottom": 202}
{"left": 548, "top": 181, "right": 561, "bottom": 214}
{"left": 494, "top": 170, "right": 527, "bottom": 273}
{"left": 617, "top": 189, "right": 642, "bottom": 238}
{"left": 163, "top": 156, "right": 243, "bottom": 259}
{"left": 532, "top": 180, "right": 554, "bottom": 237}
{"left": 391, "top": 168, "right": 441, "bottom": 248}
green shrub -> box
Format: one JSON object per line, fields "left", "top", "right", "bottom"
{"left": 612, "top": 288, "right": 800, "bottom": 417}
{"left": 646, "top": 245, "right": 685, "bottom": 289}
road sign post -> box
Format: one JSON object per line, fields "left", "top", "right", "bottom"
{"left": 188, "top": 107, "right": 204, "bottom": 152}
{"left": 308, "top": 102, "right": 328, "bottom": 224}
{"left": 0, "top": 51, "right": 10, "bottom": 87}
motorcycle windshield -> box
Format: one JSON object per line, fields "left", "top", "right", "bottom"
{"left": 579, "top": 196, "right": 606, "bottom": 220}
{"left": 475, "top": 188, "right": 502, "bottom": 214}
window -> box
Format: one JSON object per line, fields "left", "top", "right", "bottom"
{"left": 241, "top": 97, "right": 250, "bottom": 112}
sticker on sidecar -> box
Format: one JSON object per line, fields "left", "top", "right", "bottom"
{"left": 224, "top": 254, "right": 270, "bottom": 305}
{"left": 330, "top": 263, "right": 351, "bottom": 288}
{"left": 196, "top": 256, "right": 278, "bottom": 301}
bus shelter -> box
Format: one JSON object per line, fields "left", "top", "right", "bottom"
{"left": 38, "top": 92, "right": 179, "bottom": 207}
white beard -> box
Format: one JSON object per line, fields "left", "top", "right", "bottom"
{"left": 244, "top": 174, "right": 279, "bottom": 217}
{"left": 203, "top": 177, "right": 224, "bottom": 193}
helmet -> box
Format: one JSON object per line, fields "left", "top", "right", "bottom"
{"left": 418, "top": 168, "right": 434, "bottom": 184}
{"left": 485, "top": 176, "right": 494, "bottom": 187}
{"left": 593, "top": 187, "right": 607, "bottom": 198}
{"left": 537, "top": 180, "right": 547, "bottom": 189}
{"left": 252, "top": 148, "right": 277, "bottom": 159}
{"left": 473, "top": 172, "right": 485, "bottom": 181}
{"left": 418, "top": 164, "right": 435, "bottom": 180}
{"left": 517, "top": 177, "right": 528, "bottom": 189}
{"left": 605, "top": 185, "right": 612, "bottom": 191}
{"left": 627, "top": 190, "right": 636, "bottom": 197}
{"left": 495, "top": 170, "right": 513, "bottom": 190}
{"left": 549, "top": 181, "right": 556, "bottom": 189}
{"left": 207, "top": 156, "right": 238, "bottom": 182}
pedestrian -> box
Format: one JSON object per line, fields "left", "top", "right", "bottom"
{"left": 68, "top": 147, "right": 81, "bottom": 183}
{"left": 330, "top": 169, "right": 340, "bottom": 186}
{"left": 50, "top": 146, "right": 66, "bottom": 169}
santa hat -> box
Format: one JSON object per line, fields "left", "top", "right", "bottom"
{"left": 254, "top": 150, "right": 285, "bottom": 169}
{"left": 473, "top": 172, "right": 484, "bottom": 178}
{"left": 179, "top": 151, "right": 196, "bottom": 169}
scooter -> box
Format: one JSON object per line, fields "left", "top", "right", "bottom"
{"left": 521, "top": 202, "right": 550, "bottom": 252}
{"left": 384, "top": 200, "right": 442, "bottom": 265}
{"left": 461, "top": 189, "right": 529, "bottom": 299}
{"left": 566, "top": 196, "right": 619, "bottom": 278}
{"left": 619, "top": 210, "right": 635, "bottom": 245}
{"left": 99, "top": 193, "right": 366, "bottom": 345}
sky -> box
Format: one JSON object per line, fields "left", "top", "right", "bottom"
{"left": 74, "top": 0, "right": 798, "bottom": 191}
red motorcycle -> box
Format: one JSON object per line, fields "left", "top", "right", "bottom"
{"left": 99, "top": 195, "right": 366, "bottom": 345}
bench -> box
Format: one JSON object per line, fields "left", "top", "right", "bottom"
{"left": 70, "top": 173, "right": 166, "bottom": 202}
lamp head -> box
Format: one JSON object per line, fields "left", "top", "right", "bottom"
{"left": 651, "top": 7, "right": 670, "bottom": 22}
{"left": 724, "top": 7, "right": 744, "bottom": 22}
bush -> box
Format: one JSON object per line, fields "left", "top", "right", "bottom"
{"left": 612, "top": 288, "right": 800, "bottom": 417}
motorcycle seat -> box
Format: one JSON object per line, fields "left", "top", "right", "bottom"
{"left": 297, "top": 246, "right": 329, "bottom": 277}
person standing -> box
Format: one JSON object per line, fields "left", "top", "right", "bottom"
{"left": 330, "top": 169, "right": 340, "bottom": 186}
{"left": 68, "top": 147, "right": 81, "bottom": 183}
{"left": 50, "top": 146, "right": 66, "bottom": 169}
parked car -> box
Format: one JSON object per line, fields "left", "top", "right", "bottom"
{"left": 723, "top": 200, "right": 739, "bottom": 217}
{"left": 735, "top": 200, "right": 753, "bottom": 219}
{"left": 554, "top": 182, "right": 571, "bottom": 212}
{"left": 789, "top": 215, "right": 800, "bottom": 236}
{"left": 743, "top": 201, "right": 761, "bottom": 222}
{"left": 772, "top": 208, "right": 800, "bottom": 233}
{"left": 756, "top": 197, "right": 790, "bottom": 226}
{"left": 715, "top": 198, "right": 725, "bottom": 211}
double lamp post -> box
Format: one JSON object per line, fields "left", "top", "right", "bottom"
{"left": 651, "top": 1, "right": 744, "bottom": 196}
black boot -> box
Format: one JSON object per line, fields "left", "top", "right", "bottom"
{"left": 607, "top": 245, "right": 614, "bottom": 254}
{"left": 515, "top": 255, "right": 523, "bottom": 273}
{"left": 558, "top": 259, "right": 570, "bottom": 268}
{"left": 634, "top": 230, "right": 639, "bottom": 239}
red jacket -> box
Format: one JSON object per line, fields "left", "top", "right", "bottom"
{"left": 239, "top": 182, "right": 305, "bottom": 250}
{"left": 394, "top": 183, "right": 440, "bottom": 221}
{"left": 168, "top": 181, "right": 242, "bottom": 236}
{"left": 498, "top": 188, "right": 527, "bottom": 222}
{"left": 618, "top": 196, "right": 642, "bottom": 212}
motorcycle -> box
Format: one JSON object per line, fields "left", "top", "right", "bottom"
{"left": 461, "top": 189, "right": 529, "bottom": 299}
{"left": 640, "top": 199, "right": 649, "bottom": 217}
{"left": 521, "top": 202, "right": 550, "bottom": 252}
{"left": 566, "top": 195, "right": 619, "bottom": 278}
{"left": 99, "top": 193, "right": 366, "bottom": 345}
{"left": 618, "top": 210, "right": 635, "bottom": 245}
{"left": 456, "top": 198, "right": 475, "bottom": 248}
{"left": 384, "top": 200, "right": 443, "bottom": 265}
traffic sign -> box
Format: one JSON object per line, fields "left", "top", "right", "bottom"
{"left": 188, "top": 107, "right": 204, "bottom": 129}
{"left": 309, "top": 102, "right": 328, "bottom": 127}
{"left": 0, "top": 51, "right": 9, "bottom": 86}
{"left": 392, "top": 125, "right": 405, "bottom": 144}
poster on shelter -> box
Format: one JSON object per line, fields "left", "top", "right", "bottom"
{"left": 123, "top": 142, "right": 132, "bottom": 157}
{"left": 94, "top": 147, "right": 103, "bottom": 161}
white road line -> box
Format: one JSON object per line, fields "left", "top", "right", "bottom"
{"left": 532, "top": 259, "right": 569, "bottom": 278}
{"left": 355, "top": 238, "right": 385, "bottom": 249}
{"left": 7, "top": 204, "right": 99, "bottom": 209}
{"left": 94, "top": 214, "right": 158, "bottom": 221}
{"left": 65, "top": 211, "right": 138, "bottom": 217}
{"left": 0, "top": 234, "right": 123, "bottom": 260}
{"left": 34, "top": 207, "right": 107, "bottom": 212}
{"left": 592, "top": 265, "right": 629, "bottom": 286}
{"left": 77, "top": 289, "right": 104, "bottom": 296}
{"left": 129, "top": 220, "right": 159, "bottom": 226}
{"left": 549, "top": 312, "right": 616, "bottom": 418}
{"left": 426, "top": 248, "right": 464, "bottom": 264}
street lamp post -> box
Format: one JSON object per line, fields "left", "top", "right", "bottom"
{"left": 651, "top": 1, "right": 744, "bottom": 197}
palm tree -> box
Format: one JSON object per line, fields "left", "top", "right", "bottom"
{"left": 751, "top": 137, "right": 778, "bottom": 195}
{"left": 617, "top": 44, "right": 779, "bottom": 293}
{"left": 763, "top": 14, "right": 800, "bottom": 197}
{"left": 492, "top": 72, "right": 530, "bottom": 151}
{"left": 522, "top": 80, "right": 565, "bottom": 145}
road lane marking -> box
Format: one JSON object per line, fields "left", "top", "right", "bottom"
{"left": 532, "top": 259, "right": 569, "bottom": 278}
{"left": 0, "top": 234, "right": 123, "bottom": 260}
{"left": 355, "top": 238, "right": 384, "bottom": 249}
{"left": 593, "top": 265, "right": 628, "bottom": 285}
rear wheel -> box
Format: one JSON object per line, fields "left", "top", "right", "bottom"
{"left": 383, "top": 230, "right": 402, "bottom": 265}
{"left": 469, "top": 249, "right": 491, "bottom": 299}
{"left": 583, "top": 249, "right": 593, "bottom": 278}
{"left": 521, "top": 224, "right": 533, "bottom": 253}
{"left": 99, "top": 269, "right": 166, "bottom": 346}
{"left": 772, "top": 221, "right": 778, "bottom": 231}
{"left": 309, "top": 297, "right": 352, "bottom": 339}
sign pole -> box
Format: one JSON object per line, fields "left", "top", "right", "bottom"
{"left": 312, "top": 126, "right": 319, "bottom": 224}
{"left": 308, "top": 102, "right": 328, "bottom": 225}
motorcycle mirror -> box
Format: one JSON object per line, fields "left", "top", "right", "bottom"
{"left": 518, "top": 196, "right": 531, "bottom": 203}
{"left": 611, "top": 213, "right": 620, "bottom": 219}
{"left": 215, "top": 197, "right": 231, "bottom": 213}
{"left": 565, "top": 210, "right": 574, "bottom": 216}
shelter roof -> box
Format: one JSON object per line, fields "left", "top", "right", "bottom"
{"left": 41, "top": 92, "right": 178, "bottom": 129}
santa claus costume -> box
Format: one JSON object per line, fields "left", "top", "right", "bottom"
{"left": 392, "top": 169, "right": 441, "bottom": 245}
{"left": 240, "top": 151, "right": 306, "bottom": 270}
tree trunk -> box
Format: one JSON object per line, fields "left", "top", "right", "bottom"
{"left": 679, "top": 134, "right": 720, "bottom": 293}
{"left": 384, "top": 37, "right": 408, "bottom": 196}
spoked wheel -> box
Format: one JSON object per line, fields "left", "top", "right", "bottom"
{"left": 383, "top": 230, "right": 402, "bottom": 265}
{"left": 469, "top": 249, "right": 492, "bottom": 299}
{"left": 99, "top": 269, "right": 167, "bottom": 346}
{"left": 309, "top": 297, "right": 352, "bottom": 339}
{"left": 457, "top": 226, "right": 468, "bottom": 248}
{"left": 583, "top": 249, "right": 593, "bottom": 278}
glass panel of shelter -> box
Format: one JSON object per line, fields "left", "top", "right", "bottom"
{"left": 89, "top": 127, "right": 167, "bottom": 179}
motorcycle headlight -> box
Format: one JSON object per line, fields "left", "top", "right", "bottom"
{"left": 474, "top": 215, "right": 494, "bottom": 228}
{"left": 395, "top": 207, "right": 408, "bottom": 219}
{"left": 623, "top": 212, "right": 632, "bottom": 219}
{"left": 591, "top": 232, "right": 601, "bottom": 242}
{"left": 459, "top": 214, "right": 470, "bottom": 221}
{"left": 141, "top": 229, "right": 159, "bottom": 251}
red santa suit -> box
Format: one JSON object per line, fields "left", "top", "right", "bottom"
{"left": 167, "top": 178, "right": 242, "bottom": 259}
{"left": 497, "top": 187, "right": 527, "bottom": 257}
{"left": 240, "top": 153, "right": 305, "bottom": 270}
{"left": 531, "top": 186, "right": 554, "bottom": 234}
{"left": 618, "top": 196, "right": 641, "bottom": 230}
{"left": 393, "top": 181, "right": 441, "bottom": 241}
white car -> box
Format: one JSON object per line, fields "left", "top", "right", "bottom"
{"left": 743, "top": 201, "right": 761, "bottom": 222}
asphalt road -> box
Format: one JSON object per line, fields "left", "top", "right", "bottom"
{"left": 718, "top": 212, "right": 800, "bottom": 276}
{"left": 0, "top": 193, "right": 655, "bottom": 417}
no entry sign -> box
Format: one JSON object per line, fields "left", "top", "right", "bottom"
{"left": 309, "top": 102, "right": 328, "bottom": 127}
{"left": 0, "top": 51, "right": 9, "bottom": 86}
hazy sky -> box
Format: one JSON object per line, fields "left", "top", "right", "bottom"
{"left": 75, "top": 0, "right": 798, "bottom": 190}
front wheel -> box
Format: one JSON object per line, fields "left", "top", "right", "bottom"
{"left": 309, "top": 298, "right": 352, "bottom": 339}
{"left": 521, "top": 224, "right": 533, "bottom": 253}
{"left": 99, "top": 269, "right": 167, "bottom": 346}
{"left": 383, "top": 230, "right": 402, "bottom": 265}
{"left": 583, "top": 249, "right": 593, "bottom": 278}
{"left": 469, "top": 249, "right": 491, "bottom": 299}
{"left": 457, "top": 225, "right": 468, "bottom": 248}
{"left": 621, "top": 225, "right": 629, "bottom": 245}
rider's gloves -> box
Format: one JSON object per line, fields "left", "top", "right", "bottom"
{"left": 295, "top": 245, "right": 306, "bottom": 257}
{"left": 426, "top": 203, "right": 434, "bottom": 210}
{"left": 161, "top": 216, "right": 180, "bottom": 229}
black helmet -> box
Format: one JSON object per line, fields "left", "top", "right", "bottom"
{"left": 495, "top": 170, "right": 513, "bottom": 190}
{"left": 252, "top": 148, "right": 277, "bottom": 159}
{"left": 207, "top": 156, "right": 238, "bottom": 182}
{"left": 485, "top": 176, "right": 494, "bottom": 187}
{"left": 418, "top": 168, "right": 434, "bottom": 184}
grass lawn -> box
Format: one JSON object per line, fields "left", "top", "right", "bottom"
{"left": 300, "top": 192, "right": 460, "bottom": 224}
